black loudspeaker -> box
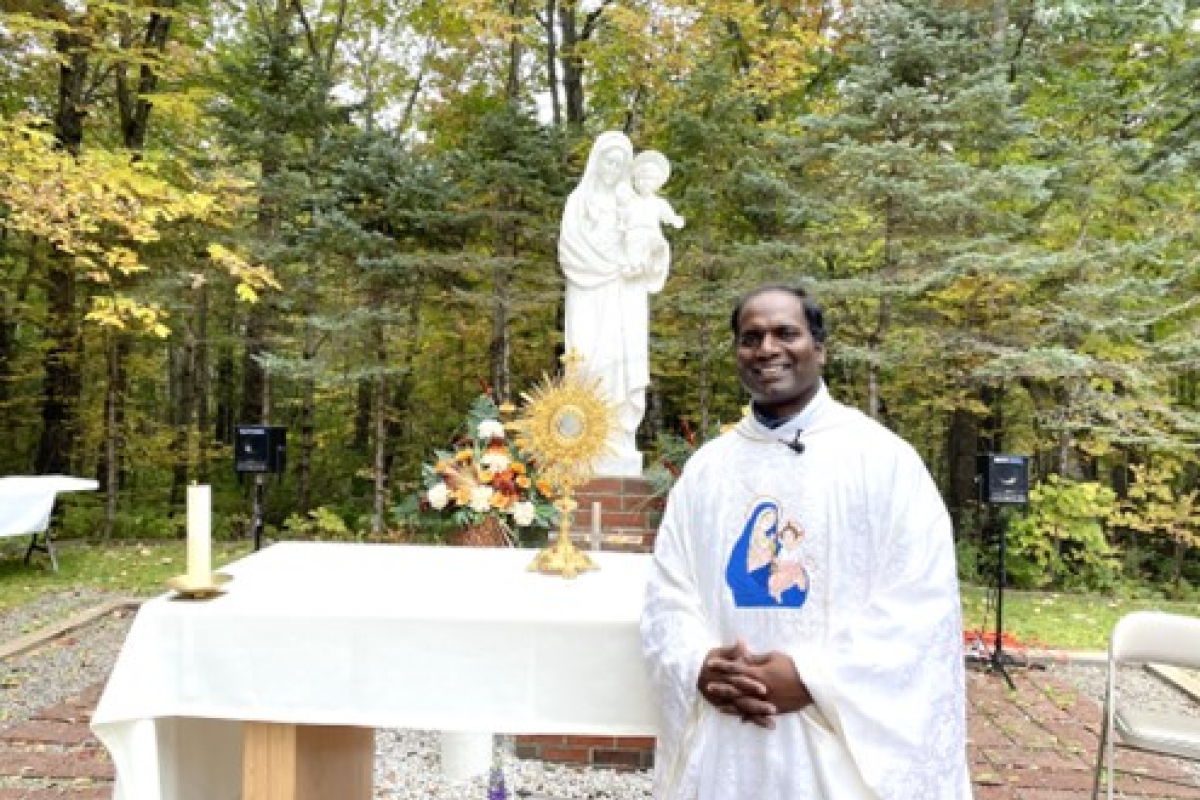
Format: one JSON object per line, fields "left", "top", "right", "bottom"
{"left": 977, "top": 454, "right": 1030, "bottom": 505}
{"left": 234, "top": 425, "right": 287, "bottom": 473}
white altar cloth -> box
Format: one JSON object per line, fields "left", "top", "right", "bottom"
{"left": 92, "top": 542, "right": 657, "bottom": 800}
{"left": 0, "top": 475, "right": 99, "bottom": 538}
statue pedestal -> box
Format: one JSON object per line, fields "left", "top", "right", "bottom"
{"left": 571, "top": 476, "right": 663, "bottom": 553}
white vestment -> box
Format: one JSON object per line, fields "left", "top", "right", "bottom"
{"left": 640, "top": 385, "right": 972, "bottom": 800}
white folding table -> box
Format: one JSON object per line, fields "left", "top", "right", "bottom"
{"left": 0, "top": 475, "right": 99, "bottom": 570}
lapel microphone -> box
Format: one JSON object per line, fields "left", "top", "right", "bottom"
{"left": 786, "top": 430, "right": 806, "bottom": 455}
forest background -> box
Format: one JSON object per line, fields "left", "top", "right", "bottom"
{"left": 1, "top": 0, "right": 1197, "bottom": 597}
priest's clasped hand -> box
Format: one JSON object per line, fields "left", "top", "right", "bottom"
{"left": 698, "top": 639, "right": 813, "bottom": 729}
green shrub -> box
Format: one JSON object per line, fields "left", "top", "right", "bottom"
{"left": 281, "top": 506, "right": 358, "bottom": 541}
{"left": 1004, "top": 475, "right": 1120, "bottom": 592}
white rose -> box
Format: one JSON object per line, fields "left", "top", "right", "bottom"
{"left": 468, "top": 486, "right": 494, "bottom": 513}
{"left": 511, "top": 501, "right": 537, "bottom": 527}
{"left": 427, "top": 482, "right": 450, "bottom": 510}
{"left": 477, "top": 419, "right": 506, "bottom": 440}
{"left": 481, "top": 452, "right": 511, "bottom": 472}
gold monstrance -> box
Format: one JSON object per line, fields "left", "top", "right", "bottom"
{"left": 510, "top": 351, "right": 615, "bottom": 578}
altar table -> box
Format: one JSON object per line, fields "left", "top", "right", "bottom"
{"left": 91, "top": 542, "right": 657, "bottom": 800}
{"left": 0, "top": 475, "right": 99, "bottom": 570}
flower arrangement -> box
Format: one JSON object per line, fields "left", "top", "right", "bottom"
{"left": 417, "top": 394, "right": 557, "bottom": 545}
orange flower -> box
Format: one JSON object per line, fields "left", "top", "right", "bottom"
{"left": 511, "top": 462, "right": 527, "bottom": 475}
{"left": 490, "top": 492, "right": 515, "bottom": 510}
{"left": 455, "top": 449, "right": 472, "bottom": 463}
{"left": 536, "top": 479, "right": 553, "bottom": 496}
{"left": 516, "top": 475, "right": 531, "bottom": 489}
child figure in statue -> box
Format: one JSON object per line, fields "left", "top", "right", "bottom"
{"left": 621, "top": 150, "right": 685, "bottom": 280}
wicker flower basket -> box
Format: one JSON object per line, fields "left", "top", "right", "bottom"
{"left": 447, "top": 516, "right": 512, "bottom": 547}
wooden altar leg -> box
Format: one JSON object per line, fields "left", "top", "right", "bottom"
{"left": 243, "top": 722, "right": 374, "bottom": 800}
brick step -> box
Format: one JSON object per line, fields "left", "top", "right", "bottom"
{"left": 513, "top": 734, "right": 655, "bottom": 770}
{"left": 0, "top": 742, "right": 113, "bottom": 781}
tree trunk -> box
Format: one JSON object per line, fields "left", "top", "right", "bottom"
{"left": 385, "top": 284, "right": 426, "bottom": 484}
{"left": 354, "top": 379, "right": 372, "bottom": 452}
{"left": 542, "top": 0, "right": 561, "bottom": 126}
{"left": 115, "top": 0, "right": 177, "bottom": 154}
{"left": 945, "top": 407, "right": 982, "bottom": 538}
{"left": 506, "top": 0, "right": 522, "bottom": 101}
{"left": 53, "top": 25, "right": 89, "bottom": 156}
{"left": 36, "top": 22, "right": 90, "bottom": 475}
{"left": 0, "top": 278, "right": 18, "bottom": 421}
{"left": 195, "top": 280, "right": 211, "bottom": 481}
{"left": 240, "top": 307, "right": 268, "bottom": 425}
{"left": 991, "top": 0, "right": 1007, "bottom": 50}
{"left": 215, "top": 344, "right": 236, "bottom": 444}
{"left": 241, "top": 0, "right": 292, "bottom": 428}
{"left": 372, "top": 323, "right": 389, "bottom": 536}
{"left": 490, "top": 264, "right": 512, "bottom": 403}
{"left": 1171, "top": 535, "right": 1185, "bottom": 587}
{"left": 169, "top": 324, "right": 197, "bottom": 508}
{"left": 36, "top": 260, "right": 82, "bottom": 475}
{"left": 99, "top": 333, "right": 128, "bottom": 540}
{"left": 297, "top": 324, "right": 317, "bottom": 514}
{"left": 558, "top": 2, "right": 586, "bottom": 127}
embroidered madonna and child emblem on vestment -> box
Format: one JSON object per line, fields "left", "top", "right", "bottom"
{"left": 725, "top": 498, "right": 810, "bottom": 608}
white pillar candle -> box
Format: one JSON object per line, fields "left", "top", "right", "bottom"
{"left": 186, "top": 484, "right": 212, "bottom": 584}
{"left": 591, "top": 501, "right": 602, "bottom": 552}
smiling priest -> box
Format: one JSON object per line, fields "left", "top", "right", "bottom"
{"left": 640, "top": 284, "right": 972, "bottom": 800}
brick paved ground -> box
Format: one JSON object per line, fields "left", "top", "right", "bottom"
{"left": 1, "top": 665, "right": 1198, "bottom": 798}
{"left": 968, "top": 667, "right": 1200, "bottom": 800}
{"left": 0, "top": 683, "right": 111, "bottom": 800}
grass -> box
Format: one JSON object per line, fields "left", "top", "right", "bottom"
{"left": 0, "top": 538, "right": 255, "bottom": 612}
{"left": 1, "top": 539, "right": 1197, "bottom": 651}
{"left": 961, "top": 583, "right": 1200, "bottom": 652}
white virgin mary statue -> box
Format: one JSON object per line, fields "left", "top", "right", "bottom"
{"left": 559, "top": 131, "right": 680, "bottom": 476}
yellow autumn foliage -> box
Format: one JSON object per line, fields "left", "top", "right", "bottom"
{"left": 0, "top": 114, "right": 278, "bottom": 334}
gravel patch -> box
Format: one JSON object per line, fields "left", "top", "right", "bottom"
{"left": 0, "top": 589, "right": 135, "bottom": 725}
{"left": 0, "top": 587, "right": 127, "bottom": 645}
{"left": 1047, "top": 659, "right": 1200, "bottom": 786}
{"left": 1048, "top": 660, "right": 1200, "bottom": 717}
{"left": 374, "top": 730, "right": 652, "bottom": 799}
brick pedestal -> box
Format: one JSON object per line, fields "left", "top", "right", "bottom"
{"left": 571, "top": 476, "right": 664, "bottom": 553}
{"left": 517, "top": 475, "right": 663, "bottom": 769}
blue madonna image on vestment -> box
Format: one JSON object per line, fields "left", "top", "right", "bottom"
{"left": 725, "top": 499, "right": 810, "bottom": 608}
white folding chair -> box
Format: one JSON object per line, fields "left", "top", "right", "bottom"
{"left": 1092, "top": 610, "right": 1200, "bottom": 799}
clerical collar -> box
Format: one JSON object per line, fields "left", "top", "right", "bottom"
{"left": 750, "top": 382, "right": 830, "bottom": 432}
{"left": 735, "top": 383, "right": 836, "bottom": 448}
{"left": 753, "top": 406, "right": 793, "bottom": 429}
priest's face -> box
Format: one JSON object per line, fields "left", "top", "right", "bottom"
{"left": 734, "top": 290, "right": 826, "bottom": 419}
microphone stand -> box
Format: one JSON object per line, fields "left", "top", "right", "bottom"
{"left": 988, "top": 508, "right": 1015, "bottom": 690}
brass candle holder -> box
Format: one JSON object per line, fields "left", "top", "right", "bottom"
{"left": 166, "top": 571, "right": 232, "bottom": 600}
{"left": 510, "top": 352, "right": 615, "bottom": 579}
